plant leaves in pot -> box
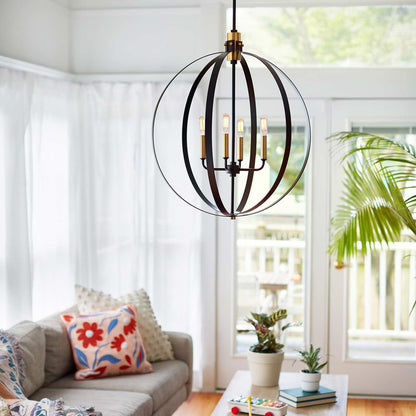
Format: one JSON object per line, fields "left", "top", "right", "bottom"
{"left": 246, "top": 309, "right": 301, "bottom": 387}
{"left": 296, "top": 344, "right": 328, "bottom": 392}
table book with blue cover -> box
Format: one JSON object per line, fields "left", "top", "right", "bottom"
{"left": 279, "top": 386, "right": 336, "bottom": 402}
{"left": 278, "top": 396, "right": 337, "bottom": 408}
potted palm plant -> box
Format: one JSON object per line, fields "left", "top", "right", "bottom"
{"left": 297, "top": 344, "right": 328, "bottom": 392}
{"left": 329, "top": 132, "right": 416, "bottom": 313}
{"left": 246, "top": 309, "right": 299, "bottom": 386}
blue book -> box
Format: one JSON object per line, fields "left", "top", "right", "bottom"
{"left": 279, "top": 396, "right": 337, "bottom": 408}
{"left": 279, "top": 386, "right": 336, "bottom": 402}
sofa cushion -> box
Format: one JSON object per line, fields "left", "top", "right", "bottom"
{"left": 75, "top": 285, "right": 174, "bottom": 362}
{"left": 164, "top": 331, "right": 193, "bottom": 397}
{"left": 152, "top": 386, "right": 187, "bottom": 416}
{"left": 60, "top": 305, "right": 152, "bottom": 380}
{"left": 7, "top": 321, "right": 45, "bottom": 397}
{"left": 37, "top": 306, "right": 78, "bottom": 385}
{"left": 30, "top": 388, "right": 152, "bottom": 416}
{"left": 48, "top": 360, "right": 189, "bottom": 412}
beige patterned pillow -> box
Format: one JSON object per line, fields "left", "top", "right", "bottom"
{"left": 74, "top": 285, "right": 174, "bottom": 362}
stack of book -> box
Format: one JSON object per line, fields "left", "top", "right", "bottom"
{"left": 278, "top": 386, "right": 336, "bottom": 408}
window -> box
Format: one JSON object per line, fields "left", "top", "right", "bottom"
{"left": 227, "top": 6, "right": 416, "bottom": 67}
{"left": 235, "top": 124, "right": 307, "bottom": 355}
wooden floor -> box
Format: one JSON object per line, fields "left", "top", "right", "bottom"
{"left": 173, "top": 393, "right": 223, "bottom": 416}
{"left": 173, "top": 393, "right": 416, "bottom": 416}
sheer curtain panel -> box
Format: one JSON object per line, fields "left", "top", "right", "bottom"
{"left": 72, "top": 82, "right": 206, "bottom": 388}
{"left": 0, "top": 69, "right": 34, "bottom": 326}
{"left": 0, "top": 69, "right": 74, "bottom": 325}
{"left": 0, "top": 67, "right": 210, "bottom": 390}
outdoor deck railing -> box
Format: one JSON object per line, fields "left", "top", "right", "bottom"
{"left": 237, "top": 238, "right": 416, "bottom": 340}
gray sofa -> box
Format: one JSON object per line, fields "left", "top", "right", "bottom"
{"left": 7, "top": 306, "right": 193, "bottom": 416}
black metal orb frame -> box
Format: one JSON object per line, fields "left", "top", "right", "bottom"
{"left": 152, "top": 2, "right": 311, "bottom": 219}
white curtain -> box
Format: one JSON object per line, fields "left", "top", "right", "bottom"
{"left": 0, "top": 69, "right": 35, "bottom": 326}
{"left": 0, "top": 68, "right": 210, "bottom": 390}
{"left": 71, "top": 82, "right": 206, "bottom": 383}
{"left": 0, "top": 69, "right": 73, "bottom": 325}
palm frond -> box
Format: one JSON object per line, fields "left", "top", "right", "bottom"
{"left": 406, "top": 194, "right": 416, "bottom": 208}
{"left": 411, "top": 300, "right": 416, "bottom": 315}
{"left": 329, "top": 131, "right": 416, "bottom": 314}
{"left": 329, "top": 162, "right": 415, "bottom": 261}
{"left": 377, "top": 156, "right": 416, "bottom": 169}
{"left": 329, "top": 132, "right": 416, "bottom": 162}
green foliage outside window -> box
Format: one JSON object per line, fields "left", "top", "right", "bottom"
{"left": 230, "top": 6, "right": 416, "bottom": 66}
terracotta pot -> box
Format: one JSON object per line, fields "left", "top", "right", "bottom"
{"left": 300, "top": 370, "right": 321, "bottom": 392}
{"left": 247, "top": 350, "right": 284, "bottom": 387}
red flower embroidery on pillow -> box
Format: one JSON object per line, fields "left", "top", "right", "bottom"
{"left": 76, "top": 322, "right": 103, "bottom": 348}
{"left": 120, "top": 355, "right": 132, "bottom": 371}
{"left": 62, "top": 315, "right": 74, "bottom": 323}
{"left": 123, "top": 317, "right": 136, "bottom": 336}
{"left": 111, "top": 334, "right": 127, "bottom": 352}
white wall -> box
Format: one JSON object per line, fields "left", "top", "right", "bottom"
{"left": 0, "top": 0, "right": 225, "bottom": 74}
{"left": 0, "top": 0, "right": 70, "bottom": 72}
{"left": 70, "top": 4, "right": 224, "bottom": 73}
{"left": 72, "top": 8, "right": 200, "bottom": 73}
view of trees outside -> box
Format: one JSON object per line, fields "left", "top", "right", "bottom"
{"left": 228, "top": 6, "right": 416, "bottom": 66}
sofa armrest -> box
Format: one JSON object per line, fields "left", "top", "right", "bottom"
{"left": 165, "top": 331, "right": 193, "bottom": 398}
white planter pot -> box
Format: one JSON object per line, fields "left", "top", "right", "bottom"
{"left": 300, "top": 370, "right": 321, "bottom": 392}
{"left": 247, "top": 350, "right": 284, "bottom": 387}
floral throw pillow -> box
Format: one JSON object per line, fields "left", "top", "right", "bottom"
{"left": 74, "top": 285, "right": 174, "bottom": 362}
{"left": 60, "top": 305, "right": 153, "bottom": 380}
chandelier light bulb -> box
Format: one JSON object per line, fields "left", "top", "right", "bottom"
{"left": 260, "top": 117, "right": 268, "bottom": 135}
{"left": 237, "top": 119, "right": 244, "bottom": 162}
{"left": 199, "top": 116, "right": 205, "bottom": 134}
{"left": 222, "top": 114, "right": 230, "bottom": 133}
{"left": 200, "top": 116, "right": 206, "bottom": 159}
{"left": 237, "top": 119, "right": 244, "bottom": 136}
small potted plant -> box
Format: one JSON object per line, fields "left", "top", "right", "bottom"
{"left": 246, "top": 309, "right": 299, "bottom": 387}
{"left": 297, "top": 344, "right": 328, "bottom": 392}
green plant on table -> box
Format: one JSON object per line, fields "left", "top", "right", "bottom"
{"left": 297, "top": 344, "right": 328, "bottom": 373}
{"left": 246, "top": 309, "right": 300, "bottom": 353}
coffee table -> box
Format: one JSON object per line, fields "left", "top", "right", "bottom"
{"left": 212, "top": 371, "right": 348, "bottom": 416}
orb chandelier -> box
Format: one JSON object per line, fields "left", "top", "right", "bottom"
{"left": 152, "top": 0, "right": 311, "bottom": 219}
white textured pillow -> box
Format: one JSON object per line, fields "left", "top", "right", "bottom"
{"left": 74, "top": 285, "right": 174, "bottom": 362}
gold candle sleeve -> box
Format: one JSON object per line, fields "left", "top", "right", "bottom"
{"left": 201, "top": 135, "right": 206, "bottom": 159}
{"left": 238, "top": 136, "right": 243, "bottom": 161}
{"left": 224, "top": 133, "right": 229, "bottom": 158}
{"left": 262, "top": 135, "right": 267, "bottom": 160}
